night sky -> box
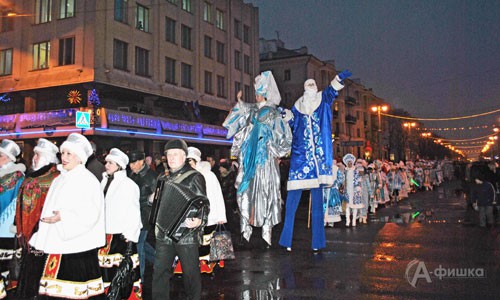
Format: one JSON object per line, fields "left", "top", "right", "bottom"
{"left": 246, "top": 0, "right": 500, "bottom": 155}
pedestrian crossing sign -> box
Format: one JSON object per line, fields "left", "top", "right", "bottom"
{"left": 75, "top": 111, "right": 91, "bottom": 129}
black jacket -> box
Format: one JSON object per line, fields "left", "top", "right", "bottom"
{"left": 129, "top": 164, "right": 158, "bottom": 231}
{"left": 470, "top": 181, "right": 496, "bottom": 207}
{"left": 156, "top": 163, "right": 209, "bottom": 245}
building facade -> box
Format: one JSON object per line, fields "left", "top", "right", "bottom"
{"left": 259, "top": 38, "right": 389, "bottom": 160}
{"left": 0, "top": 0, "right": 259, "bottom": 160}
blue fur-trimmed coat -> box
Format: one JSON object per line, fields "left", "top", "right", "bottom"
{"left": 287, "top": 85, "right": 339, "bottom": 191}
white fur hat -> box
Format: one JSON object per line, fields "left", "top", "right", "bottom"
{"left": 60, "top": 133, "right": 92, "bottom": 164}
{"left": 34, "top": 138, "right": 59, "bottom": 164}
{"left": 0, "top": 139, "right": 20, "bottom": 162}
{"left": 105, "top": 148, "right": 129, "bottom": 169}
{"left": 187, "top": 146, "right": 201, "bottom": 163}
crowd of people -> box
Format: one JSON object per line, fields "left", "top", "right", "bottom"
{"left": 1, "top": 68, "right": 498, "bottom": 300}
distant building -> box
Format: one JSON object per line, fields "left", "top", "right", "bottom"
{"left": 260, "top": 38, "right": 389, "bottom": 160}
{"left": 0, "top": 0, "right": 259, "bottom": 160}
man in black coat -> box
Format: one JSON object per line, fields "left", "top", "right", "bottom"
{"left": 128, "top": 150, "right": 157, "bottom": 281}
{"left": 152, "top": 139, "right": 208, "bottom": 300}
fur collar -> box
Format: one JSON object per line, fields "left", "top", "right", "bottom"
{"left": 27, "top": 163, "right": 56, "bottom": 178}
{"left": 0, "top": 162, "right": 26, "bottom": 177}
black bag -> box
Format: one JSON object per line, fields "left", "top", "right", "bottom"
{"left": 107, "top": 242, "right": 135, "bottom": 300}
{"left": 8, "top": 236, "right": 24, "bottom": 283}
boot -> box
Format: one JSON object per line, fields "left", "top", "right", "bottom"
{"left": 345, "top": 216, "right": 350, "bottom": 227}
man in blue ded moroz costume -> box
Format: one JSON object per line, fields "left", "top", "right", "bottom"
{"left": 279, "top": 70, "right": 351, "bottom": 252}
{"left": 223, "top": 71, "right": 292, "bottom": 247}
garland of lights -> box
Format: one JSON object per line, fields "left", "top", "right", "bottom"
{"left": 381, "top": 107, "right": 500, "bottom": 121}
{"left": 416, "top": 125, "right": 496, "bottom": 131}
{"left": 430, "top": 133, "right": 498, "bottom": 142}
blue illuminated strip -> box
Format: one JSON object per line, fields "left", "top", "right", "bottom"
{"left": 0, "top": 128, "right": 82, "bottom": 137}
{"left": 0, "top": 127, "right": 232, "bottom": 145}
{"left": 95, "top": 128, "right": 232, "bottom": 145}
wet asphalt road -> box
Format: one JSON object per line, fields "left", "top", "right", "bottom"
{"left": 144, "top": 180, "right": 499, "bottom": 299}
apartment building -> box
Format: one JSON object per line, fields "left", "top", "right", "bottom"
{"left": 0, "top": 0, "right": 259, "bottom": 158}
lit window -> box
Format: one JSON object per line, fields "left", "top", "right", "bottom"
{"left": 0, "top": 49, "right": 13, "bottom": 75}
{"left": 216, "top": 9, "right": 224, "bottom": 30}
{"left": 35, "top": 0, "right": 52, "bottom": 24}
{"left": 136, "top": 4, "right": 149, "bottom": 32}
{"left": 59, "top": 0, "right": 75, "bottom": 19}
{"left": 33, "top": 41, "right": 50, "bottom": 70}
{"left": 203, "top": 2, "right": 212, "bottom": 22}
{"left": 181, "top": 0, "right": 192, "bottom": 13}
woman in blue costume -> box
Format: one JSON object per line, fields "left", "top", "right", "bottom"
{"left": 0, "top": 139, "right": 25, "bottom": 298}
{"left": 323, "top": 160, "right": 345, "bottom": 227}
{"left": 223, "top": 71, "right": 292, "bottom": 247}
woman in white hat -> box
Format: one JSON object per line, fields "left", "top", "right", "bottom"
{"left": 13, "top": 138, "right": 60, "bottom": 298}
{"left": 98, "top": 148, "right": 142, "bottom": 298}
{"left": 187, "top": 146, "right": 227, "bottom": 274}
{"left": 29, "top": 133, "right": 106, "bottom": 299}
{"left": 343, "top": 153, "right": 364, "bottom": 227}
{"left": 0, "top": 139, "right": 25, "bottom": 297}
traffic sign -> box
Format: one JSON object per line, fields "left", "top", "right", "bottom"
{"left": 75, "top": 111, "right": 91, "bottom": 129}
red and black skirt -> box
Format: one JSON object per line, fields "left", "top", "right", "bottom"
{"left": 38, "top": 248, "right": 105, "bottom": 299}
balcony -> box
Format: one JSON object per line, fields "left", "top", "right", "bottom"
{"left": 345, "top": 96, "right": 357, "bottom": 106}
{"left": 345, "top": 114, "right": 357, "bottom": 124}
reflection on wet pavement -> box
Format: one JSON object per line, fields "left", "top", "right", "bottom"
{"left": 146, "top": 181, "right": 498, "bottom": 299}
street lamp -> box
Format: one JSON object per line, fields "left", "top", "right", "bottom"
{"left": 403, "top": 122, "right": 416, "bottom": 160}
{"left": 371, "top": 104, "right": 389, "bottom": 159}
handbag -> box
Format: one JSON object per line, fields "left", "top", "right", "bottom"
{"left": 107, "top": 242, "right": 135, "bottom": 300}
{"left": 8, "top": 236, "right": 24, "bottom": 283}
{"left": 209, "top": 224, "right": 235, "bottom": 261}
